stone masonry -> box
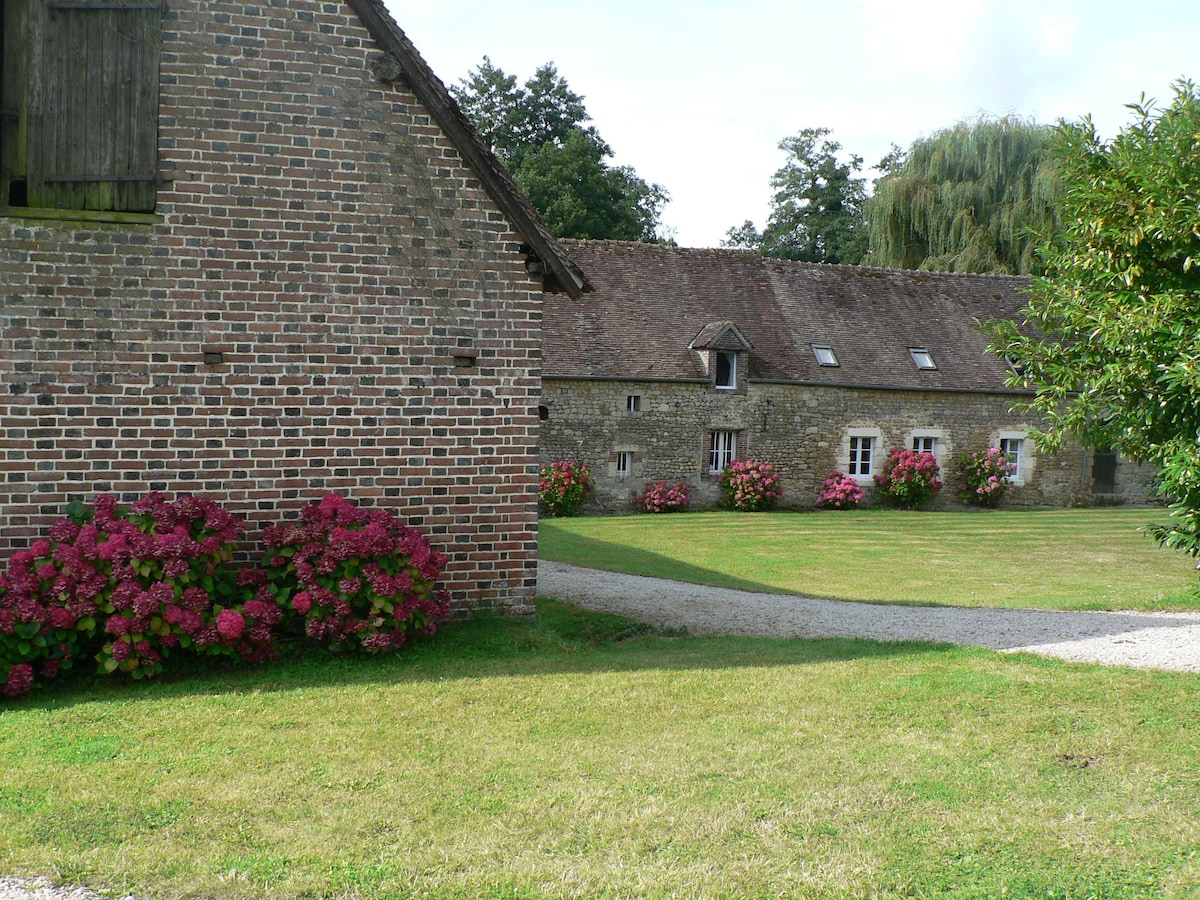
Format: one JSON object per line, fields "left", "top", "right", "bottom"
{"left": 541, "top": 377, "right": 1155, "bottom": 511}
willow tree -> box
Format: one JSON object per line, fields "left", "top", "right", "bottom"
{"left": 865, "top": 117, "right": 1062, "bottom": 274}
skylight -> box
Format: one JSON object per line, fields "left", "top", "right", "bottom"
{"left": 812, "top": 344, "right": 839, "bottom": 367}
{"left": 909, "top": 348, "right": 937, "bottom": 370}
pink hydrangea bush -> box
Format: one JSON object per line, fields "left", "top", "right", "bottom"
{"left": 263, "top": 494, "right": 450, "bottom": 654}
{"left": 718, "top": 460, "right": 783, "bottom": 511}
{"left": 539, "top": 461, "right": 594, "bottom": 517}
{"left": 815, "top": 470, "right": 865, "bottom": 510}
{"left": 873, "top": 448, "right": 943, "bottom": 509}
{"left": 959, "top": 447, "right": 1017, "bottom": 507}
{"left": 0, "top": 493, "right": 279, "bottom": 696}
{"left": 0, "top": 537, "right": 81, "bottom": 697}
{"left": 633, "top": 480, "right": 691, "bottom": 514}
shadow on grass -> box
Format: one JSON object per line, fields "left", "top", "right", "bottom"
{"left": 539, "top": 528, "right": 785, "bottom": 594}
{"left": 8, "top": 600, "right": 966, "bottom": 712}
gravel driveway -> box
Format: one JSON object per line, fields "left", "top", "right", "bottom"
{"left": 539, "top": 560, "right": 1200, "bottom": 673}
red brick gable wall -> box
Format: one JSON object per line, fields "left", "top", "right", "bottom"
{"left": 0, "top": 1, "right": 542, "bottom": 615}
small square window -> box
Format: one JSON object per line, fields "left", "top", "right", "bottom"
{"left": 812, "top": 344, "right": 839, "bottom": 367}
{"left": 909, "top": 348, "right": 937, "bottom": 370}
{"left": 615, "top": 451, "right": 632, "bottom": 476}
{"left": 626, "top": 395, "right": 642, "bottom": 412}
{"left": 912, "top": 436, "right": 937, "bottom": 455}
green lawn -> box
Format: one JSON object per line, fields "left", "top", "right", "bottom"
{"left": 2, "top": 605, "right": 1199, "bottom": 899}
{"left": 540, "top": 507, "right": 1200, "bottom": 611}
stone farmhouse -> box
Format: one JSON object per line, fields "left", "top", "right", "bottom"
{"left": 541, "top": 240, "right": 1150, "bottom": 512}
{"left": 0, "top": 0, "right": 588, "bottom": 615}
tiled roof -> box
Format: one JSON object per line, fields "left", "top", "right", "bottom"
{"left": 545, "top": 240, "right": 1030, "bottom": 392}
{"left": 344, "top": 0, "right": 589, "bottom": 298}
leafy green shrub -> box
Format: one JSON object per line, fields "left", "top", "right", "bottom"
{"left": 959, "top": 447, "right": 1016, "bottom": 507}
{"left": 263, "top": 494, "right": 450, "bottom": 653}
{"left": 539, "top": 461, "right": 594, "bottom": 517}
{"left": 873, "top": 448, "right": 942, "bottom": 509}
{"left": 718, "top": 460, "right": 782, "bottom": 511}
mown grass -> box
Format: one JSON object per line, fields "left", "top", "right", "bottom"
{"left": 2, "top": 603, "right": 1199, "bottom": 899}
{"left": 540, "top": 507, "right": 1200, "bottom": 610}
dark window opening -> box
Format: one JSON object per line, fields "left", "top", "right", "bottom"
{"left": 715, "top": 350, "right": 736, "bottom": 389}
{"left": 1092, "top": 450, "right": 1117, "bottom": 494}
{"left": 538, "top": 405, "right": 549, "bottom": 421}
{"left": 7, "top": 178, "right": 26, "bottom": 207}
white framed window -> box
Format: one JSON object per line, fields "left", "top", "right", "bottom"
{"left": 615, "top": 451, "right": 632, "bottom": 476}
{"left": 848, "top": 435, "right": 875, "bottom": 478}
{"left": 709, "top": 430, "right": 737, "bottom": 473}
{"left": 812, "top": 344, "right": 839, "bottom": 367}
{"left": 715, "top": 351, "right": 737, "bottom": 389}
{"left": 909, "top": 348, "right": 937, "bottom": 370}
{"left": 999, "top": 437, "right": 1025, "bottom": 484}
{"left": 912, "top": 436, "right": 937, "bottom": 455}
{"left": 626, "top": 395, "right": 641, "bottom": 413}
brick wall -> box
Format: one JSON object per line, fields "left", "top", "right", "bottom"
{"left": 541, "top": 378, "right": 1155, "bottom": 512}
{"left": 0, "top": 1, "right": 544, "bottom": 615}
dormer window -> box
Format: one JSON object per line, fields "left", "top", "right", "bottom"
{"left": 909, "top": 348, "right": 937, "bottom": 371}
{"left": 812, "top": 344, "right": 839, "bottom": 367}
{"left": 688, "top": 321, "right": 753, "bottom": 393}
{"left": 715, "top": 350, "right": 737, "bottom": 389}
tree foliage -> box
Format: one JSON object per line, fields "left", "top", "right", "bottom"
{"left": 724, "top": 128, "right": 868, "bottom": 264}
{"left": 452, "top": 57, "right": 668, "bottom": 242}
{"left": 865, "top": 116, "right": 1062, "bottom": 274}
{"left": 985, "top": 81, "right": 1200, "bottom": 554}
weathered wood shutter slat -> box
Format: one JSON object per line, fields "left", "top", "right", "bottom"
{"left": 28, "top": 0, "right": 160, "bottom": 211}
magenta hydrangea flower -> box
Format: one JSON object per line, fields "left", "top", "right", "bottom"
{"left": 215, "top": 609, "right": 246, "bottom": 640}
{"left": 292, "top": 591, "right": 313, "bottom": 614}
{"left": 3, "top": 663, "right": 35, "bottom": 698}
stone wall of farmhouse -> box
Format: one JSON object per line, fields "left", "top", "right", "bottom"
{"left": 0, "top": 2, "right": 543, "bottom": 615}
{"left": 541, "top": 378, "right": 1154, "bottom": 512}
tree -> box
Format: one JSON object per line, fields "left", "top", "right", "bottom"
{"left": 985, "top": 81, "right": 1200, "bottom": 554}
{"left": 724, "top": 128, "right": 868, "bottom": 264}
{"left": 452, "top": 58, "right": 669, "bottom": 242}
{"left": 516, "top": 130, "right": 668, "bottom": 242}
{"left": 864, "top": 116, "right": 1062, "bottom": 274}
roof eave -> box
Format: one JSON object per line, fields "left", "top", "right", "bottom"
{"left": 342, "top": 0, "right": 591, "bottom": 299}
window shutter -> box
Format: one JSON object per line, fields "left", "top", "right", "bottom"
{"left": 26, "top": 0, "right": 161, "bottom": 211}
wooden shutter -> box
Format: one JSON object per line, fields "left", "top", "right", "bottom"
{"left": 24, "top": 0, "right": 161, "bottom": 211}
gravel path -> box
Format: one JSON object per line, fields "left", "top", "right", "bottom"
{"left": 0, "top": 880, "right": 129, "bottom": 900}
{"left": 538, "top": 560, "right": 1200, "bottom": 673}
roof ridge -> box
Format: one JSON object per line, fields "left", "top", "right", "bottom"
{"left": 559, "top": 240, "right": 1031, "bottom": 282}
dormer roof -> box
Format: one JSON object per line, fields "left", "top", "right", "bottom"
{"left": 688, "top": 321, "right": 754, "bottom": 353}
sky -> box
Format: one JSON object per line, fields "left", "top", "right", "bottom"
{"left": 386, "top": 1, "right": 1199, "bottom": 249}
